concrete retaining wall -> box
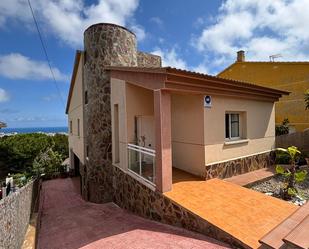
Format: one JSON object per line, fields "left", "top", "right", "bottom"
{"left": 0, "top": 179, "right": 39, "bottom": 249}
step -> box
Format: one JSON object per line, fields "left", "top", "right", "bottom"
{"left": 283, "top": 214, "right": 309, "bottom": 249}
{"left": 259, "top": 202, "right": 309, "bottom": 249}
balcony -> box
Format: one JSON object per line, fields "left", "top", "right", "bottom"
{"left": 127, "top": 143, "right": 155, "bottom": 184}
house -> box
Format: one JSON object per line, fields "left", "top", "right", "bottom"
{"left": 0, "top": 121, "right": 6, "bottom": 129}
{"left": 218, "top": 51, "right": 309, "bottom": 132}
{"left": 108, "top": 66, "right": 288, "bottom": 192}
{"left": 66, "top": 23, "right": 288, "bottom": 200}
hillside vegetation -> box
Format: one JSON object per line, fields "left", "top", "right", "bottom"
{"left": 0, "top": 133, "right": 68, "bottom": 182}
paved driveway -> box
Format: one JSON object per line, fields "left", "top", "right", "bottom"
{"left": 37, "top": 178, "right": 230, "bottom": 249}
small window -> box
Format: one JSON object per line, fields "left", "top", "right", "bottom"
{"left": 84, "top": 90, "right": 88, "bottom": 105}
{"left": 70, "top": 120, "right": 73, "bottom": 134}
{"left": 77, "top": 119, "right": 80, "bottom": 137}
{"left": 225, "top": 113, "right": 240, "bottom": 139}
{"left": 86, "top": 145, "right": 89, "bottom": 159}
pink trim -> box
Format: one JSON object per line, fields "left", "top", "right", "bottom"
{"left": 154, "top": 90, "right": 172, "bottom": 192}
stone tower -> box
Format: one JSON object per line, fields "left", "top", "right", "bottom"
{"left": 83, "top": 23, "right": 138, "bottom": 203}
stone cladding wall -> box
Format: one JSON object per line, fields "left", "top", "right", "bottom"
{"left": 83, "top": 23, "right": 163, "bottom": 203}
{"left": 205, "top": 151, "right": 274, "bottom": 180}
{"left": 0, "top": 180, "right": 35, "bottom": 249}
{"left": 83, "top": 23, "right": 138, "bottom": 203}
{"left": 137, "top": 51, "right": 161, "bottom": 67}
{"left": 112, "top": 166, "right": 247, "bottom": 249}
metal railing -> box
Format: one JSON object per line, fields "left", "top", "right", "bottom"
{"left": 127, "top": 143, "right": 156, "bottom": 184}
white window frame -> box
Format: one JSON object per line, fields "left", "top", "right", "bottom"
{"left": 225, "top": 113, "right": 241, "bottom": 140}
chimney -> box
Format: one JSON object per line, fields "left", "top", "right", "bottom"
{"left": 236, "top": 50, "right": 245, "bottom": 62}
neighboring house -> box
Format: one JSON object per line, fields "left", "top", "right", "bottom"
{"left": 0, "top": 121, "right": 7, "bottom": 129}
{"left": 66, "top": 23, "right": 287, "bottom": 200}
{"left": 218, "top": 51, "right": 309, "bottom": 132}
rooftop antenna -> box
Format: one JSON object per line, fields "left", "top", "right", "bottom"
{"left": 269, "top": 54, "right": 282, "bottom": 62}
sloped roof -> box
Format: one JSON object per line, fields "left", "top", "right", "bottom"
{"left": 107, "top": 66, "right": 289, "bottom": 102}
{"left": 65, "top": 50, "right": 82, "bottom": 114}
{"left": 217, "top": 61, "right": 309, "bottom": 77}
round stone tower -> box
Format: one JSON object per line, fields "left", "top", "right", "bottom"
{"left": 83, "top": 23, "right": 138, "bottom": 203}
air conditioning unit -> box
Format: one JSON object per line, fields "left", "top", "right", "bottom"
{"left": 204, "top": 95, "right": 212, "bottom": 108}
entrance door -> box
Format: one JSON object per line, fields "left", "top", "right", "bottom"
{"left": 136, "top": 115, "right": 155, "bottom": 149}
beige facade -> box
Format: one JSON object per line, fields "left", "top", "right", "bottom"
{"left": 204, "top": 95, "right": 275, "bottom": 164}
{"left": 111, "top": 75, "right": 277, "bottom": 180}
{"left": 67, "top": 52, "right": 85, "bottom": 166}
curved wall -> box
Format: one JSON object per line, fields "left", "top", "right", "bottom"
{"left": 83, "top": 23, "right": 138, "bottom": 202}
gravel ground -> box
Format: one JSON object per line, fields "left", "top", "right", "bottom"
{"left": 248, "top": 173, "right": 309, "bottom": 204}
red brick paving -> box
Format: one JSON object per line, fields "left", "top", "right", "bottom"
{"left": 37, "top": 178, "right": 230, "bottom": 249}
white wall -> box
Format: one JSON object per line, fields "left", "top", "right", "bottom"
{"left": 68, "top": 54, "right": 85, "bottom": 165}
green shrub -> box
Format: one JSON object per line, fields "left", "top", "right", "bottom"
{"left": 0, "top": 133, "right": 68, "bottom": 174}
{"left": 275, "top": 118, "right": 289, "bottom": 136}
{"left": 276, "top": 146, "right": 308, "bottom": 200}
{"left": 32, "top": 148, "right": 63, "bottom": 176}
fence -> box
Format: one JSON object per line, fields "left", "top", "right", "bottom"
{"left": 0, "top": 178, "right": 40, "bottom": 249}
{"left": 276, "top": 129, "right": 309, "bottom": 152}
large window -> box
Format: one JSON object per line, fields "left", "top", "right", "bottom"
{"left": 225, "top": 113, "right": 240, "bottom": 139}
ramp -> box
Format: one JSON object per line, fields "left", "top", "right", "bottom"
{"left": 164, "top": 170, "right": 297, "bottom": 249}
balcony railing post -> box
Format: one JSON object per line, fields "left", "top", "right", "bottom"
{"left": 139, "top": 150, "right": 142, "bottom": 175}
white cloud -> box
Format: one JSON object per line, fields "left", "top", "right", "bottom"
{"left": 194, "top": 0, "right": 309, "bottom": 67}
{"left": 0, "top": 53, "right": 68, "bottom": 81}
{"left": 0, "top": 0, "right": 141, "bottom": 47}
{"left": 151, "top": 47, "right": 187, "bottom": 69}
{"left": 0, "top": 88, "right": 10, "bottom": 102}
{"left": 191, "top": 64, "right": 209, "bottom": 74}
{"left": 130, "top": 24, "right": 146, "bottom": 41}
{"left": 150, "top": 17, "right": 163, "bottom": 27}
{"left": 42, "top": 94, "right": 59, "bottom": 101}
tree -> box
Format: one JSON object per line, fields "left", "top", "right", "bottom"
{"left": 0, "top": 133, "right": 68, "bottom": 175}
{"left": 276, "top": 146, "right": 307, "bottom": 200}
{"left": 32, "top": 148, "right": 63, "bottom": 176}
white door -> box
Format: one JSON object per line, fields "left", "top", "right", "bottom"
{"left": 136, "top": 115, "right": 155, "bottom": 149}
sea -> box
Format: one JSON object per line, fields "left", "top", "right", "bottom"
{"left": 0, "top": 126, "right": 68, "bottom": 134}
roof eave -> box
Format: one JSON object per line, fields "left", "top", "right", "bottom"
{"left": 65, "top": 50, "right": 82, "bottom": 114}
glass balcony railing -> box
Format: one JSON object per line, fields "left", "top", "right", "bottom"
{"left": 127, "top": 143, "right": 155, "bottom": 184}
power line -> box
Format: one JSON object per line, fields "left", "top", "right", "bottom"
{"left": 27, "top": 0, "right": 65, "bottom": 108}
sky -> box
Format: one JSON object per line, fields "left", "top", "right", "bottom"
{"left": 1, "top": 0, "right": 309, "bottom": 128}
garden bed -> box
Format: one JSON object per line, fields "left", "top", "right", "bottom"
{"left": 248, "top": 173, "right": 309, "bottom": 206}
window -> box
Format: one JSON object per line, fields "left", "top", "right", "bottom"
{"left": 84, "top": 90, "right": 88, "bottom": 105}
{"left": 77, "top": 119, "right": 80, "bottom": 137}
{"left": 86, "top": 145, "right": 89, "bottom": 159}
{"left": 225, "top": 113, "right": 240, "bottom": 139}
{"left": 114, "top": 104, "right": 120, "bottom": 163}
{"left": 70, "top": 120, "right": 73, "bottom": 134}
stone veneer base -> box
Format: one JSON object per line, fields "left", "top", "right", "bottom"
{"left": 205, "top": 151, "right": 274, "bottom": 180}
{"left": 113, "top": 166, "right": 249, "bottom": 249}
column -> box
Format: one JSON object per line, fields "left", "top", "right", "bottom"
{"left": 154, "top": 89, "right": 172, "bottom": 192}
